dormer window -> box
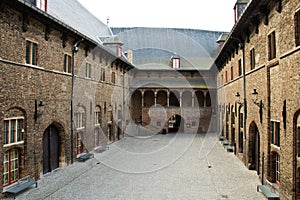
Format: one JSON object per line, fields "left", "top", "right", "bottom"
{"left": 118, "top": 45, "right": 122, "bottom": 58}
{"left": 172, "top": 58, "right": 180, "bottom": 69}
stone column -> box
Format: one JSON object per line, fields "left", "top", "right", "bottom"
{"left": 180, "top": 91, "right": 183, "bottom": 107}
{"left": 204, "top": 91, "right": 207, "bottom": 107}
{"left": 141, "top": 90, "right": 144, "bottom": 107}
{"left": 192, "top": 91, "right": 195, "bottom": 108}
{"left": 167, "top": 91, "right": 170, "bottom": 107}
{"left": 154, "top": 91, "right": 157, "bottom": 107}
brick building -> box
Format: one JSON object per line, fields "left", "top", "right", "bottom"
{"left": 216, "top": 0, "right": 300, "bottom": 199}
{"left": 112, "top": 27, "right": 223, "bottom": 135}
{"left": 0, "top": 0, "right": 132, "bottom": 192}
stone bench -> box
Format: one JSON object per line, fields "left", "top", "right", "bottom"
{"left": 4, "top": 175, "right": 37, "bottom": 199}
{"left": 257, "top": 184, "right": 279, "bottom": 199}
{"left": 77, "top": 152, "right": 94, "bottom": 162}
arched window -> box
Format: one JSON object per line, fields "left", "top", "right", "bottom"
{"left": 195, "top": 91, "right": 204, "bottom": 107}
{"left": 169, "top": 91, "right": 180, "bottom": 107}
{"left": 206, "top": 92, "right": 211, "bottom": 107}
{"left": 144, "top": 90, "right": 155, "bottom": 107}
{"left": 95, "top": 106, "right": 101, "bottom": 126}
{"left": 3, "top": 149, "right": 19, "bottom": 186}
{"left": 156, "top": 90, "right": 167, "bottom": 106}
{"left": 75, "top": 106, "right": 85, "bottom": 129}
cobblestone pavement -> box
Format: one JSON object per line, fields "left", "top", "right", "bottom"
{"left": 16, "top": 133, "right": 265, "bottom": 200}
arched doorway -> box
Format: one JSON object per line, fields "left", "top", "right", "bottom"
{"left": 293, "top": 110, "right": 300, "bottom": 200}
{"left": 43, "top": 125, "right": 60, "bottom": 174}
{"left": 248, "top": 122, "right": 260, "bottom": 175}
{"left": 168, "top": 115, "right": 185, "bottom": 133}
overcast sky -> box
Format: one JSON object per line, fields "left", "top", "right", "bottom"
{"left": 77, "top": 0, "right": 238, "bottom": 32}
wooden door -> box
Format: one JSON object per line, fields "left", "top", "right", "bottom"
{"left": 43, "top": 126, "right": 59, "bottom": 174}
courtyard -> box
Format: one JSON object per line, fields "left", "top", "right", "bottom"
{"left": 16, "top": 133, "right": 265, "bottom": 200}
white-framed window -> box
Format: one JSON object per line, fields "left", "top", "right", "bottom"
{"left": 86, "top": 63, "right": 91, "bottom": 78}
{"left": 276, "top": 153, "right": 280, "bottom": 183}
{"left": 36, "top": 0, "right": 47, "bottom": 12}
{"left": 100, "top": 68, "right": 105, "bottom": 81}
{"left": 271, "top": 121, "right": 280, "bottom": 147}
{"left": 64, "top": 54, "right": 72, "bottom": 73}
{"left": 3, "top": 149, "right": 19, "bottom": 186}
{"left": 26, "top": 40, "right": 37, "bottom": 65}
{"left": 94, "top": 106, "right": 101, "bottom": 125}
{"left": 75, "top": 107, "right": 85, "bottom": 129}
{"left": 4, "top": 117, "right": 24, "bottom": 146}
{"left": 172, "top": 58, "right": 180, "bottom": 69}
{"left": 76, "top": 133, "right": 83, "bottom": 155}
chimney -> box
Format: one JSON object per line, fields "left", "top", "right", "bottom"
{"left": 25, "top": 0, "right": 48, "bottom": 12}
{"left": 234, "top": 0, "right": 249, "bottom": 23}
{"left": 216, "top": 33, "right": 229, "bottom": 52}
{"left": 125, "top": 49, "right": 133, "bottom": 63}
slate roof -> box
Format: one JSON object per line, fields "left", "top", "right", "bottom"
{"left": 111, "top": 27, "right": 225, "bottom": 70}
{"left": 47, "top": 0, "right": 112, "bottom": 43}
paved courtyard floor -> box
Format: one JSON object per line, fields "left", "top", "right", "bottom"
{"left": 16, "top": 133, "right": 265, "bottom": 200}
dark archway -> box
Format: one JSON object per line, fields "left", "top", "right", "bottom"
{"left": 43, "top": 125, "right": 60, "bottom": 174}
{"left": 168, "top": 114, "right": 185, "bottom": 133}
{"left": 169, "top": 91, "right": 180, "bottom": 107}
{"left": 248, "top": 121, "right": 260, "bottom": 175}
{"left": 144, "top": 90, "right": 155, "bottom": 107}
{"left": 293, "top": 109, "right": 300, "bottom": 200}
{"left": 157, "top": 90, "right": 167, "bottom": 106}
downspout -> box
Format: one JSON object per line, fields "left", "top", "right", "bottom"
{"left": 71, "top": 39, "right": 83, "bottom": 164}
{"left": 241, "top": 42, "right": 247, "bottom": 165}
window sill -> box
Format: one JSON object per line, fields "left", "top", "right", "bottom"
{"left": 4, "top": 141, "right": 24, "bottom": 148}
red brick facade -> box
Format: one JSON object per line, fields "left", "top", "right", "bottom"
{"left": 216, "top": 0, "right": 300, "bottom": 199}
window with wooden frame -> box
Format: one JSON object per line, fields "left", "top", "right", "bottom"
{"left": 111, "top": 72, "right": 116, "bottom": 84}
{"left": 26, "top": 40, "right": 37, "bottom": 65}
{"left": 271, "top": 121, "right": 280, "bottom": 147}
{"left": 230, "top": 66, "right": 234, "bottom": 80}
{"left": 4, "top": 117, "right": 24, "bottom": 146}
{"left": 100, "top": 68, "right": 105, "bottom": 81}
{"left": 295, "top": 10, "right": 300, "bottom": 46}
{"left": 268, "top": 31, "right": 276, "bottom": 60}
{"left": 238, "top": 59, "right": 242, "bottom": 76}
{"left": 86, "top": 63, "right": 91, "bottom": 78}
{"left": 3, "top": 149, "right": 19, "bottom": 186}
{"left": 63, "top": 54, "right": 72, "bottom": 73}
{"left": 250, "top": 48, "right": 255, "bottom": 70}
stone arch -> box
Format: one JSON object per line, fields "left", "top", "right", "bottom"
{"left": 238, "top": 105, "right": 244, "bottom": 153}
{"left": 182, "top": 90, "right": 192, "bottom": 107}
{"left": 42, "top": 122, "right": 66, "bottom": 174}
{"left": 169, "top": 90, "right": 180, "bottom": 107}
{"left": 130, "top": 90, "right": 142, "bottom": 122}
{"left": 248, "top": 121, "right": 260, "bottom": 175}
{"left": 195, "top": 91, "right": 204, "bottom": 107}
{"left": 206, "top": 92, "right": 211, "bottom": 107}
{"left": 157, "top": 90, "right": 167, "bottom": 106}
{"left": 293, "top": 109, "right": 300, "bottom": 199}
{"left": 168, "top": 114, "right": 185, "bottom": 133}
{"left": 144, "top": 90, "right": 155, "bottom": 107}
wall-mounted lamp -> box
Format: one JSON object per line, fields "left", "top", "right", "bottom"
{"left": 251, "top": 89, "right": 264, "bottom": 124}
{"left": 235, "top": 92, "right": 243, "bottom": 105}
{"left": 34, "top": 99, "right": 45, "bottom": 122}
{"left": 251, "top": 89, "right": 264, "bottom": 108}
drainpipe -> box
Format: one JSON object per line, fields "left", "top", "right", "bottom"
{"left": 241, "top": 42, "right": 247, "bottom": 165}
{"left": 71, "top": 39, "right": 83, "bottom": 164}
